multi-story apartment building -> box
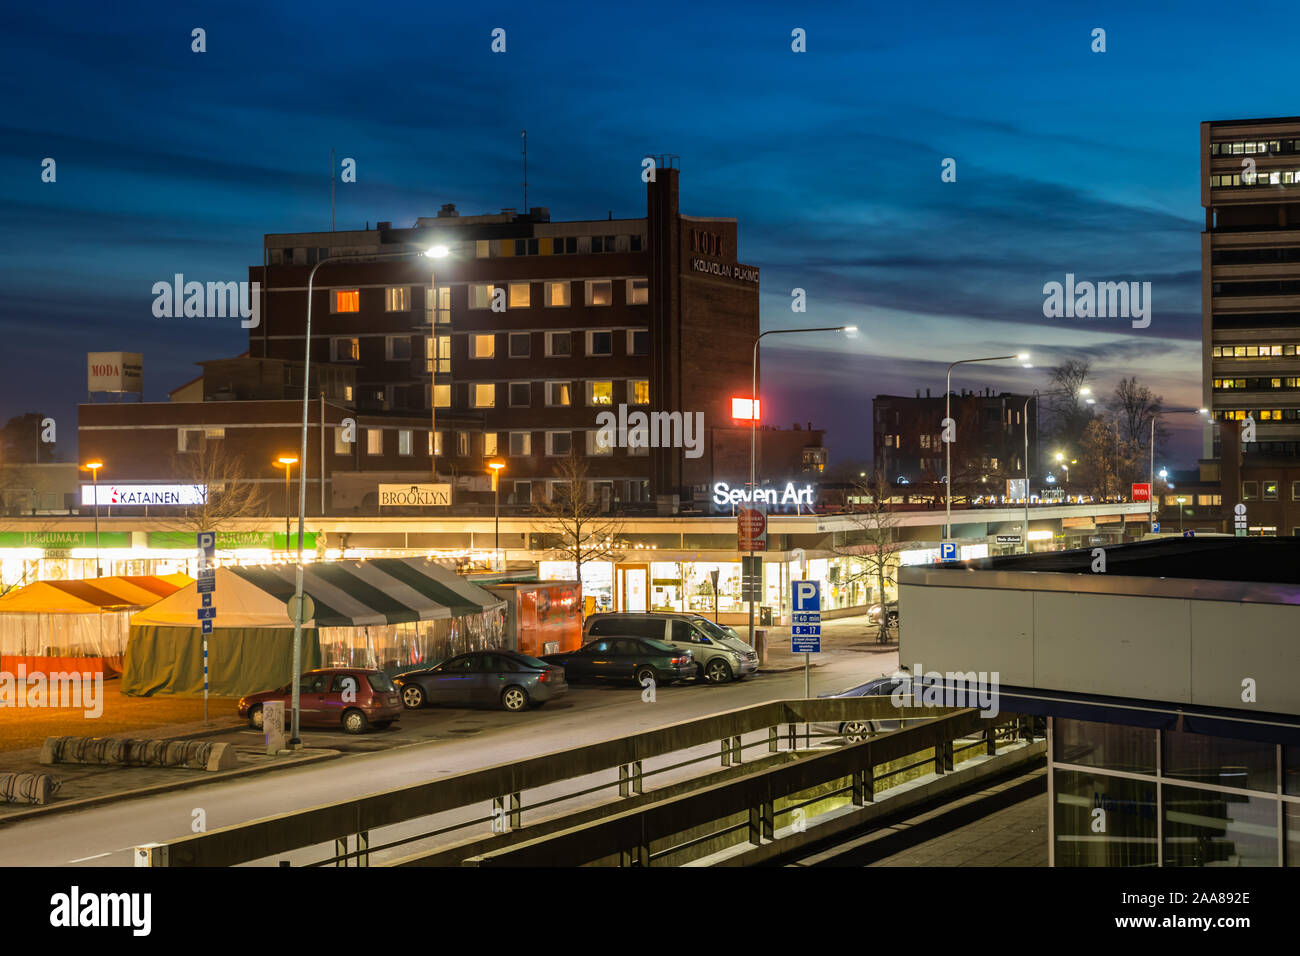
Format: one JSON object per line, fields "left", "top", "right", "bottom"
{"left": 873, "top": 389, "right": 1039, "bottom": 492}
{"left": 1201, "top": 117, "right": 1300, "bottom": 534}
{"left": 77, "top": 163, "right": 836, "bottom": 516}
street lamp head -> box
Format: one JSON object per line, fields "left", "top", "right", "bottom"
{"left": 425, "top": 244, "right": 449, "bottom": 259}
{"left": 1055, "top": 452, "right": 1064, "bottom": 462}
{"left": 487, "top": 459, "right": 506, "bottom": 472}
{"left": 83, "top": 461, "right": 103, "bottom": 471}
{"left": 277, "top": 455, "right": 298, "bottom": 466}
{"left": 842, "top": 325, "right": 859, "bottom": 336}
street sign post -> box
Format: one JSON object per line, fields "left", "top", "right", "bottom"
{"left": 940, "top": 541, "right": 958, "bottom": 562}
{"left": 792, "top": 580, "right": 820, "bottom": 735}
{"left": 1151, "top": 522, "right": 1160, "bottom": 533}
{"left": 740, "top": 556, "right": 762, "bottom": 602}
{"left": 196, "top": 532, "right": 215, "bottom": 724}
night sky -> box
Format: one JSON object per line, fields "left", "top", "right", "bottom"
{"left": 1, "top": 0, "right": 1283, "bottom": 469}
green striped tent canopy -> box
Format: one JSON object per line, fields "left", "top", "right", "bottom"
{"left": 130, "top": 558, "right": 506, "bottom": 629}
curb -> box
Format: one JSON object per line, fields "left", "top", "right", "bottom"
{"left": 0, "top": 748, "right": 342, "bottom": 826}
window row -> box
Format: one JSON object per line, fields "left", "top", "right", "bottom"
{"left": 1212, "top": 376, "right": 1300, "bottom": 390}
{"left": 490, "top": 234, "right": 643, "bottom": 257}
{"left": 1212, "top": 279, "right": 1300, "bottom": 296}
{"left": 326, "top": 278, "right": 649, "bottom": 315}
{"left": 1209, "top": 139, "right": 1297, "bottom": 156}
{"left": 1212, "top": 408, "right": 1300, "bottom": 421}
{"left": 473, "top": 379, "right": 650, "bottom": 409}
{"left": 1211, "top": 247, "right": 1300, "bottom": 265}
{"left": 332, "top": 329, "right": 650, "bottom": 365}
{"left": 1210, "top": 169, "right": 1300, "bottom": 187}
{"left": 1241, "top": 480, "right": 1300, "bottom": 501}
{"left": 1212, "top": 343, "right": 1300, "bottom": 358}
{"left": 337, "top": 427, "right": 649, "bottom": 459}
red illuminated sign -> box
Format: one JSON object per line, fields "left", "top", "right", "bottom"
{"left": 1131, "top": 483, "right": 1151, "bottom": 502}
{"left": 731, "top": 397, "right": 760, "bottom": 420}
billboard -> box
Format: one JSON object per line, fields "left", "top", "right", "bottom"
{"left": 1131, "top": 483, "right": 1151, "bottom": 502}
{"left": 88, "top": 352, "right": 143, "bottom": 393}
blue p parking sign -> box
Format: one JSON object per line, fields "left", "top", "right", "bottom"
{"left": 791, "top": 580, "right": 821, "bottom": 653}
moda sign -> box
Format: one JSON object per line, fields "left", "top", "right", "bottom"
{"left": 379, "top": 483, "right": 451, "bottom": 507}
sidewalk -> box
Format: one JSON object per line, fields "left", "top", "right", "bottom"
{"left": 756, "top": 614, "right": 898, "bottom": 673}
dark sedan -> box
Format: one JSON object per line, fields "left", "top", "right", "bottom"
{"left": 811, "top": 674, "right": 913, "bottom": 743}
{"left": 543, "top": 637, "right": 697, "bottom": 686}
{"left": 392, "top": 649, "right": 567, "bottom": 712}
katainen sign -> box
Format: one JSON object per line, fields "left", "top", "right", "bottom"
{"left": 379, "top": 484, "right": 451, "bottom": 507}
{"left": 81, "top": 484, "right": 207, "bottom": 506}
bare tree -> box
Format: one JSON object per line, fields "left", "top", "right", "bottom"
{"left": 1043, "top": 359, "right": 1097, "bottom": 454}
{"left": 167, "top": 440, "right": 270, "bottom": 535}
{"left": 533, "top": 450, "right": 623, "bottom": 620}
{"left": 832, "top": 470, "right": 903, "bottom": 643}
{"left": 1109, "top": 375, "right": 1168, "bottom": 461}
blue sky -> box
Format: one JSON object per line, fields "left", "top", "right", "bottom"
{"left": 0, "top": 0, "right": 1285, "bottom": 468}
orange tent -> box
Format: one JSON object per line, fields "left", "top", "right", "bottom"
{"left": 0, "top": 574, "right": 191, "bottom": 676}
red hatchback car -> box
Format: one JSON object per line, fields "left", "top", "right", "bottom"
{"left": 238, "top": 668, "right": 403, "bottom": 734}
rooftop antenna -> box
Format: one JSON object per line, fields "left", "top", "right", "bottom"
{"left": 521, "top": 130, "right": 527, "bottom": 213}
{"left": 330, "top": 147, "right": 335, "bottom": 232}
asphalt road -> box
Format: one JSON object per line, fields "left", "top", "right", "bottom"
{"left": 0, "top": 648, "right": 895, "bottom": 867}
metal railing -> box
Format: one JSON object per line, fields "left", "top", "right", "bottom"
{"left": 142, "top": 697, "right": 1032, "bottom": 867}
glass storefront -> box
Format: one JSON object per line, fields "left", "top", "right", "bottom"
{"left": 1051, "top": 717, "right": 1300, "bottom": 866}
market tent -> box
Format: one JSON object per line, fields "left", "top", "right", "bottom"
{"left": 0, "top": 574, "right": 191, "bottom": 675}
{"left": 124, "top": 558, "right": 507, "bottom": 697}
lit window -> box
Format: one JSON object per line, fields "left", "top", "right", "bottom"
{"left": 367, "top": 429, "right": 383, "bottom": 455}
{"left": 457, "top": 432, "right": 470, "bottom": 457}
{"left": 472, "top": 384, "right": 496, "bottom": 408}
{"left": 588, "top": 381, "right": 614, "bottom": 405}
{"left": 385, "top": 287, "right": 409, "bottom": 311}
{"left": 627, "top": 278, "right": 649, "bottom": 305}
{"left": 432, "top": 384, "right": 451, "bottom": 408}
{"left": 425, "top": 335, "right": 450, "bottom": 373}
{"left": 631, "top": 380, "right": 649, "bottom": 405}
{"left": 472, "top": 334, "right": 495, "bottom": 359}
{"left": 425, "top": 286, "right": 450, "bottom": 325}
{"left": 429, "top": 431, "right": 443, "bottom": 456}
{"left": 1263, "top": 480, "right": 1279, "bottom": 500}
{"left": 334, "top": 427, "right": 350, "bottom": 455}
{"left": 508, "top": 282, "right": 531, "bottom": 308}
{"left": 484, "top": 433, "right": 498, "bottom": 456}
{"left": 586, "top": 280, "right": 613, "bottom": 306}
{"left": 398, "top": 429, "right": 412, "bottom": 456}
{"left": 333, "top": 289, "right": 359, "bottom": 312}
{"left": 475, "top": 240, "right": 490, "bottom": 258}
{"left": 545, "top": 281, "right": 571, "bottom": 307}
{"left": 469, "top": 284, "right": 497, "bottom": 309}
{"left": 588, "top": 430, "right": 612, "bottom": 456}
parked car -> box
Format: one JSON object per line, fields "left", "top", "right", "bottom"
{"left": 811, "top": 674, "right": 913, "bottom": 743}
{"left": 583, "top": 612, "right": 757, "bottom": 684}
{"left": 867, "top": 601, "right": 899, "bottom": 628}
{"left": 543, "top": 637, "right": 697, "bottom": 686}
{"left": 238, "top": 668, "right": 403, "bottom": 734}
{"left": 392, "top": 649, "right": 567, "bottom": 712}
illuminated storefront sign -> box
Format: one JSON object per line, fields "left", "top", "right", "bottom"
{"left": 81, "top": 484, "right": 207, "bottom": 506}
{"left": 712, "top": 481, "right": 815, "bottom": 508}
{"left": 0, "top": 531, "right": 131, "bottom": 549}
{"left": 379, "top": 483, "right": 451, "bottom": 507}
{"left": 147, "top": 531, "right": 317, "bottom": 550}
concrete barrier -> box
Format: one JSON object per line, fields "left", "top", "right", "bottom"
{"left": 39, "top": 737, "right": 237, "bottom": 772}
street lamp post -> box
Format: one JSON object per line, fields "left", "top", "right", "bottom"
{"left": 1177, "top": 497, "right": 1188, "bottom": 534}
{"left": 488, "top": 460, "right": 505, "bottom": 571}
{"left": 1021, "top": 387, "right": 1089, "bottom": 553}
{"left": 82, "top": 461, "right": 103, "bottom": 577}
{"left": 1148, "top": 408, "right": 1209, "bottom": 529}
{"left": 288, "top": 244, "right": 448, "bottom": 749}
{"left": 276, "top": 456, "right": 298, "bottom": 542}
{"left": 943, "top": 353, "right": 1029, "bottom": 540}
{"left": 747, "top": 326, "right": 855, "bottom": 654}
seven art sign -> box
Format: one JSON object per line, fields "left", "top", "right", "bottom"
{"left": 713, "top": 481, "right": 815, "bottom": 508}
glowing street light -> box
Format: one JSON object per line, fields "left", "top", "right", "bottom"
{"left": 82, "top": 461, "right": 104, "bottom": 577}
{"left": 275, "top": 456, "right": 298, "bottom": 542}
